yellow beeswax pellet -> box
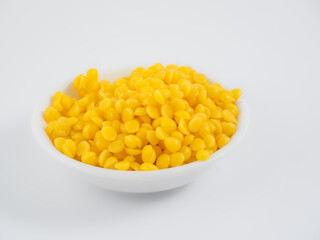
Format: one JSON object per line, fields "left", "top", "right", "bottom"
{"left": 115, "top": 161, "right": 130, "bottom": 171}
{"left": 101, "top": 126, "right": 117, "bottom": 141}
{"left": 196, "top": 150, "right": 210, "bottom": 160}
{"left": 81, "top": 151, "right": 98, "bottom": 166}
{"left": 124, "top": 119, "right": 139, "bottom": 133}
{"left": 170, "top": 152, "right": 185, "bottom": 167}
{"left": 156, "top": 154, "right": 170, "bottom": 169}
{"left": 108, "top": 140, "right": 124, "bottom": 153}
{"left": 140, "top": 162, "right": 159, "bottom": 171}
{"left": 164, "top": 137, "right": 181, "bottom": 152}
{"left": 142, "top": 145, "right": 156, "bottom": 163}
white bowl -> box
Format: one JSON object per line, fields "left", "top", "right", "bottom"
{"left": 32, "top": 67, "right": 249, "bottom": 193}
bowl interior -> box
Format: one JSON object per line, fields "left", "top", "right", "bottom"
{"left": 32, "top": 66, "right": 249, "bottom": 178}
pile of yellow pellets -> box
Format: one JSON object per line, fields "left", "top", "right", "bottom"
{"left": 44, "top": 63, "right": 241, "bottom": 171}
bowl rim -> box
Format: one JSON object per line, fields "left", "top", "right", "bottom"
{"left": 31, "top": 69, "right": 249, "bottom": 178}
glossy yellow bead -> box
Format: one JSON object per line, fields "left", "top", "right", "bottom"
{"left": 86, "top": 68, "right": 99, "bottom": 92}
{"left": 130, "top": 162, "right": 140, "bottom": 171}
{"left": 126, "top": 98, "right": 140, "bottom": 109}
{"left": 111, "top": 120, "right": 121, "bottom": 132}
{"left": 171, "top": 131, "right": 184, "bottom": 142}
{"left": 155, "top": 126, "right": 169, "bottom": 140}
{"left": 54, "top": 122, "right": 70, "bottom": 137}
{"left": 141, "top": 123, "right": 153, "bottom": 130}
{"left": 179, "top": 80, "right": 192, "bottom": 97}
{"left": 98, "top": 149, "right": 110, "bottom": 167}
{"left": 115, "top": 161, "right": 130, "bottom": 171}
{"left": 170, "top": 152, "right": 185, "bottom": 167}
{"left": 203, "top": 134, "right": 216, "bottom": 149}
{"left": 190, "top": 138, "right": 205, "bottom": 152}
{"left": 188, "top": 115, "right": 203, "bottom": 132}
{"left": 81, "top": 151, "right": 98, "bottom": 166}
{"left": 44, "top": 107, "right": 61, "bottom": 122}
{"left": 61, "top": 94, "right": 75, "bottom": 111}
{"left": 148, "top": 63, "right": 164, "bottom": 72}
{"left": 174, "top": 110, "right": 190, "bottom": 119}
{"left": 231, "top": 88, "right": 242, "bottom": 100}
{"left": 134, "top": 107, "right": 146, "bottom": 116}
{"left": 146, "top": 104, "right": 160, "bottom": 119}
{"left": 105, "top": 108, "right": 119, "bottom": 121}
{"left": 171, "top": 98, "right": 185, "bottom": 111}
{"left": 115, "top": 99, "right": 126, "bottom": 113}
{"left": 146, "top": 130, "right": 159, "bottom": 145}
{"left": 180, "top": 145, "right": 192, "bottom": 160}
{"left": 45, "top": 121, "right": 56, "bottom": 137}
{"left": 156, "top": 154, "right": 170, "bottom": 169}
{"left": 153, "top": 89, "right": 165, "bottom": 104}
{"left": 53, "top": 91, "right": 63, "bottom": 102}
{"left": 196, "top": 150, "right": 210, "bottom": 161}
{"left": 122, "top": 107, "right": 134, "bottom": 122}
{"left": 216, "top": 134, "right": 230, "bottom": 148}
{"left": 103, "top": 156, "right": 118, "bottom": 169}
{"left": 140, "top": 162, "right": 159, "bottom": 171}
{"left": 124, "top": 135, "right": 142, "bottom": 148}
{"left": 125, "top": 148, "right": 142, "bottom": 156}
{"left": 198, "top": 121, "right": 211, "bottom": 138}
{"left": 77, "top": 140, "right": 90, "bottom": 157}
{"left": 207, "top": 83, "right": 222, "bottom": 99}
{"left": 54, "top": 137, "right": 66, "bottom": 152}
{"left": 142, "top": 145, "right": 156, "bottom": 163}
{"left": 178, "top": 118, "right": 189, "bottom": 135}
{"left": 160, "top": 104, "right": 173, "bottom": 118}
{"left": 98, "top": 98, "right": 112, "bottom": 112}
{"left": 52, "top": 100, "right": 63, "bottom": 112}
{"left": 139, "top": 115, "right": 151, "bottom": 124}
{"left": 220, "top": 91, "right": 235, "bottom": 104}
{"left": 82, "top": 123, "right": 99, "bottom": 139}
{"left": 222, "top": 109, "right": 237, "bottom": 123}
{"left": 221, "top": 122, "right": 237, "bottom": 136}
{"left": 108, "top": 140, "right": 124, "bottom": 153}
{"left": 124, "top": 119, "right": 140, "bottom": 133}
{"left": 183, "top": 134, "right": 195, "bottom": 146}
{"left": 123, "top": 156, "right": 136, "bottom": 163}
{"left": 210, "top": 119, "right": 222, "bottom": 133}
{"left": 225, "top": 103, "right": 239, "bottom": 117}
{"left": 73, "top": 74, "right": 86, "bottom": 90}
{"left": 164, "top": 137, "right": 181, "bottom": 152}
{"left": 94, "top": 134, "right": 109, "bottom": 151}
{"left": 152, "top": 117, "right": 163, "bottom": 129}
{"left": 161, "top": 117, "right": 177, "bottom": 133}
{"left": 68, "top": 104, "right": 81, "bottom": 117}
{"left": 101, "top": 126, "right": 117, "bottom": 141}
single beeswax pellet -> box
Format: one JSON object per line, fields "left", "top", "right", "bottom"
{"left": 115, "top": 161, "right": 130, "bottom": 171}
{"left": 101, "top": 126, "right": 117, "bottom": 141}
{"left": 124, "top": 120, "right": 139, "bottom": 133}
{"left": 81, "top": 151, "right": 98, "bottom": 166}
{"left": 140, "top": 162, "right": 159, "bottom": 171}
{"left": 196, "top": 150, "right": 210, "bottom": 160}
{"left": 170, "top": 152, "right": 185, "bottom": 167}
{"left": 164, "top": 137, "right": 181, "bottom": 152}
{"left": 108, "top": 140, "right": 124, "bottom": 153}
{"left": 156, "top": 154, "right": 170, "bottom": 169}
{"left": 142, "top": 145, "right": 156, "bottom": 163}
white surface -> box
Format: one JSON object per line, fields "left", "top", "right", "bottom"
{"left": 0, "top": 0, "right": 319, "bottom": 239}
{"left": 32, "top": 78, "right": 249, "bottom": 193}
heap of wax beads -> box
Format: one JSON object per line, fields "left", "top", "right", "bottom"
{"left": 44, "top": 64, "right": 242, "bottom": 171}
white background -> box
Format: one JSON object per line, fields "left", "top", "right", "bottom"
{"left": 1, "top": 0, "right": 320, "bottom": 239}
